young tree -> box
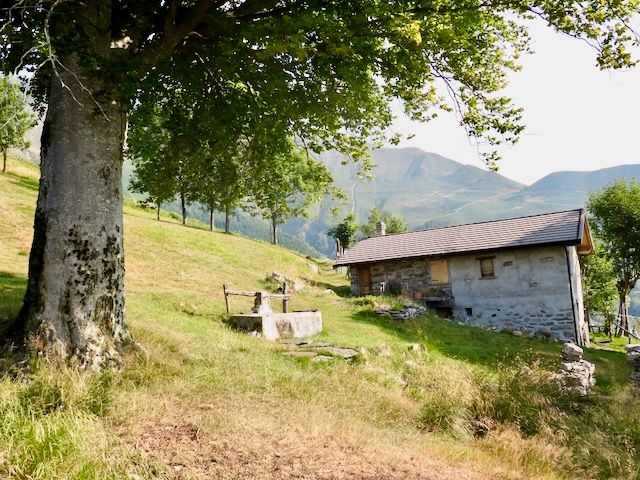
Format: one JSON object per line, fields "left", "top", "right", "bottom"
{"left": 588, "top": 180, "right": 640, "bottom": 336}
{"left": 251, "top": 141, "right": 334, "bottom": 245}
{"left": 2, "top": 2, "right": 638, "bottom": 367}
{"left": 328, "top": 214, "right": 359, "bottom": 253}
{"left": 581, "top": 245, "right": 618, "bottom": 338}
{"left": 127, "top": 109, "right": 177, "bottom": 220}
{"left": 0, "top": 76, "right": 35, "bottom": 174}
{"left": 191, "top": 154, "right": 247, "bottom": 232}
{"left": 361, "top": 208, "right": 408, "bottom": 237}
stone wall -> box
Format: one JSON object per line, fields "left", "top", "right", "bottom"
{"left": 449, "top": 245, "right": 582, "bottom": 344}
{"left": 350, "top": 258, "right": 452, "bottom": 302}
{"left": 348, "top": 244, "right": 587, "bottom": 345}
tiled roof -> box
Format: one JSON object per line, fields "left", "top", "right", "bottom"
{"left": 335, "top": 209, "right": 588, "bottom": 267}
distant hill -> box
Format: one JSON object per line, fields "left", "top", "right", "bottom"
{"left": 22, "top": 126, "right": 640, "bottom": 258}
{"left": 293, "top": 149, "right": 640, "bottom": 257}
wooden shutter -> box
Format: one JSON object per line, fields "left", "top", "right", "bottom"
{"left": 430, "top": 259, "right": 449, "bottom": 284}
{"left": 480, "top": 258, "right": 495, "bottom": 278}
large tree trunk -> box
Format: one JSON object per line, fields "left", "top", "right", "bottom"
{"left": 224, "top": 205, "right": 231, "bottom": 234}
{"left": 2, "top": 148, "right": 6, "bottom": 174}
{"left": 16, "top": 58, "right": 132, "bottom": 369}
{"left": 209, "top": 207, "right": 214, "bottom": 231}
{"left": 157, "top": 203, "right": 161, "bottom": 221}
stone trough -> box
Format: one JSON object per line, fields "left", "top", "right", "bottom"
{"left": 230, "top": 310, "right": 323, "bottom": 341}
{"left": 225, "top": 286, "right": 322, "bottom": 341}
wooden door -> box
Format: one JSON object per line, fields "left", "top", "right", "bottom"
{"left": 358, "top": 266, "right": 372, "bottom": 295}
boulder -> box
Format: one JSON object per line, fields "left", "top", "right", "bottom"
{"left": 557, "top": 359, "right": 596, "bottom": 396}
{"left": 269, "top": 272, "right": 305, "bottom": 292}
{"left": 408, "top": 343, "right": 425, "bottom": 352}
{"left": 307, "top": 263, "right": 319, "bottom": 274}
{"left": 625, "top": 344, "right": 640, "bottom": 353}
{"left": 627, "top": 351, "right": 640, "bottom": 363}
{"left": 562, "top": 342, "right": 583, "bottom": 362}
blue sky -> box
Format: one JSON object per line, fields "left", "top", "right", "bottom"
{"left": 390, "top": 21, "right": 640, "bottom": 185}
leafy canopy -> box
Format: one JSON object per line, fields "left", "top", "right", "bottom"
{"left": 581, "top": 245, "right": 618, "bottom": 332}
{"left": 249, "top": 138, "right": 336, "bottom": 225}
{"left": 0, "top": 76, "right": 35, "bottom": 156}
{"left": 588, "top": 179, "right": 640, "bottom": 296}
{"left": 361, "top": 208, "right": 408, "bottom": 237}
{"left": 2, "top": 1, "right": 639, "bottom": 167}
{"left": 328, "top": 214, "right": 359, "bottom": 250}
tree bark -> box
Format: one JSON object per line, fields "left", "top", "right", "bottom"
{"left": 272, "top": 215, "right": 278, "bottom": 245}
{"left": 616, "top": 290, "right": 629, "bottom": 337}
{"left": 15, "top": 57, "right": 132, "bottom": 369}
{"left": 225, "top": 204, "right": 231, "bottom": 234}
{"left": 209, "top": 207, "right": 214, "bottom": 231}
{"left": 180, "top": 191, "right": 187, "bottom": 225}
{"left": 2, "top": 148, "right": 6, "bottom": 174}
{"left": 157, "top": 203, "right": 161, "bottom": 221}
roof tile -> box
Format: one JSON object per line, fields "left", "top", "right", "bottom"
{"left": 335, "top": 209, "right": 585, "bottom": 266}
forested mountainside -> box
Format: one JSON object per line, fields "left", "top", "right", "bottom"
{"left": 280, "top": 148, "right": 640, "bottom": 258}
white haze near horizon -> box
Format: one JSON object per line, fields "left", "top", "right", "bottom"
{"left": 389, "top": 21, "right": 640, "bottom": 186}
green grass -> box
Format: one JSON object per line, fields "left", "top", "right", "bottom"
{"left": 1, "top": 156, "right": 639, "bottom": 479}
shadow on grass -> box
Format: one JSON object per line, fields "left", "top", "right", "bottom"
{"left": 348, "top": 303, "right": 630, "bottom": 389}
{"left": 7, "top": 174, "right": 38, "bottom": 192}
{"left": 305, "top": 279, "right": 351, "bottom": 298}
{"left": 352, "top": 307, "right": 559, "bottom": 365}
{"left": 0, "top": 271, "right": 27, "bottom": 337}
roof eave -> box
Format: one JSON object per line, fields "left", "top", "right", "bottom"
{"left": 333, "top": 239, "right": 585, "bottom": 267}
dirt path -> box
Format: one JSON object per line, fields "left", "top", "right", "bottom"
{"left": 125, "top": 396, "right": 511, "bottom": 480}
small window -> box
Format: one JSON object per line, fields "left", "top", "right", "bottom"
{"left": 480, "top": 258, "right": 495, "bottom": 278}
{"left": 503, "top": 260, "right": 513, "bottom": 267}
{"left": 430, "top": 259, "right": 449, "bottom": 284}
{"left": 464, "top": 307, "right": 473, "bottom": 318}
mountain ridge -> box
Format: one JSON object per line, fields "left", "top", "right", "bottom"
{"left": 281, "top": 148, "right": 639, "bottom": 256}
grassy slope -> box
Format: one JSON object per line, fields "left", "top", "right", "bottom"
{"left": 1, "top": 157, "right": 639, "bottom": 480}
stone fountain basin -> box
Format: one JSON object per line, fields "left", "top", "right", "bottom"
{"left": 230, "top": 311, "right": 322, "bottom": 341}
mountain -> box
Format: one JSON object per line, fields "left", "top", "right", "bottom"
{"left": 283, "top": 148, "right": 639, "bottom": 258}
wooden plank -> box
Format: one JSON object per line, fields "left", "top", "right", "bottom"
{"left": 224, "top": 289, "right": 261, "bottom": 297}
{"left": 224, "top": 288, "right": 292, "bottom": 300}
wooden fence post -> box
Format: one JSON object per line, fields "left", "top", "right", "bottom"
{"left": 223, "top": 284, "right": 230, "bottom": 314}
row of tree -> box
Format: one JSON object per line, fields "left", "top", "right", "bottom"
{"left": 127, "top": 81, "right": 340, "bottom": 245}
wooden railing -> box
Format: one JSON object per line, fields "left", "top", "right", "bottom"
{"left": 223, "top": 283, "right": 292, "bottom": 314}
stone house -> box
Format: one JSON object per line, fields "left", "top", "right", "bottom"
{"left": 334, "top": 209, "right": 594, "bottom": 346}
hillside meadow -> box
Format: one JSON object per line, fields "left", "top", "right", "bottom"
{"left": 0, "top": 157, "right": 639, "bottom": 479}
